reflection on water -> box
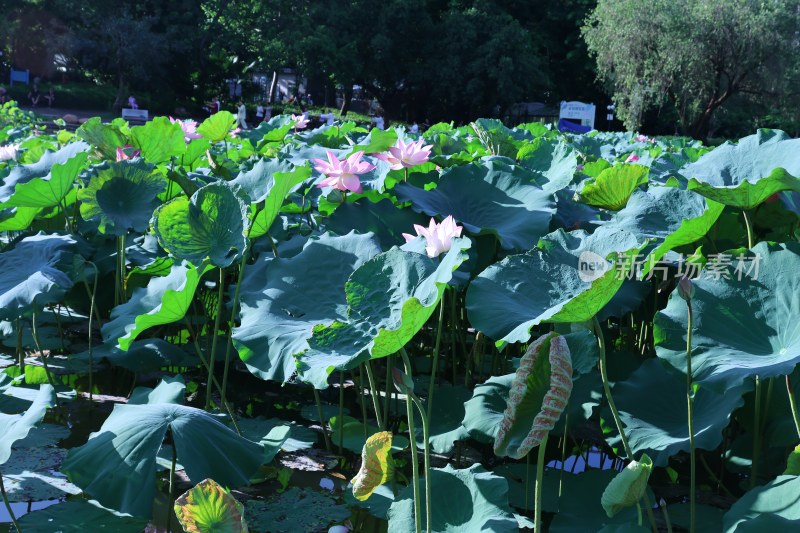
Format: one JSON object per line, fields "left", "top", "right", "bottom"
{"left": 547, "top": 445, "right": 624, "bottom": 474}
{"left": 0, "top": 498, "right": 62, "bottom": 523}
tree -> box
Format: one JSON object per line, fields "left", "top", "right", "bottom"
{"left": 583, "top": 0, "right": 800, "bottom": 138}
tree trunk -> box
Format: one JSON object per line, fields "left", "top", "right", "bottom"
{"left": 268, "top": 71, "right": 277, "bottom": 104}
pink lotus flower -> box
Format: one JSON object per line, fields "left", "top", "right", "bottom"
{"left": 169, "top": 117, "right": 203, "bottom": 143}
{"left": 634, "top": 134, "right": 655, "bottom": 143}
{"left": 374, "top": 138, "right": 432, "bottom": 170}
{"left": 291, "top": 114, "right": 310, "bottom": 130}
{"left": 115, "top": 145, "right": 141, "bottom": 162}
{"left": 230, "top": 127, "right": 242, "bottom": 138}
{"left": 402, "top": 215, "right": 463, "bottom": 258}
{"left": 313, "top": 150, "right": 376, "bottom": 194}
{"left": 625, "top": 154, "right": 640, "bottom": 163}
{"left": 0, "top": 144, "right": 19, "bottom": 161}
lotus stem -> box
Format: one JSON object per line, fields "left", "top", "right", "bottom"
{"left": 364, "top": 360, "right": 384, "bottom": 429}
{"left": 357, "top": 367, "right": 368, "bottom": 438}
{"left": 221, "top": 251, "right": 250, "bottom": 406}
{"left": 312, "top": 387, "right": 332, "bottom": 452}
{"left": 167, "top": 439, "right": 177, "bottom": 533}
{"left": 384, "top": 356, "right": 394, "bottom": 427}
{"left": 559, "top": 412, "right": 569, "bottom": 499}
{"left": 399, "top": 347, "right": 423, "bottom": 533}
{"left": 685, "top": 301, "right": 696, "bottom": 533}
{"left": 404, "top": 167, "right": 409, "bottom": 182}
{"left": 0, "top": 469, "right": 21, "bottom": 533}
{"left": 31, "top": 311, "right": 60, "bottom": 408}
{"left": 525, "top": 451, "right": 531, "bottom": 513}
{"left": 15, "top": 318, "right": 23, "bottom": 372}
{"left": 786, "top": 374, "right": 800, "bottom": 440}
{"left": 742, "top": 210, "right": 754, "bottom": 249}
{"left": 535, "top": 434, "right": 548, "bottom": 533}
{"left": 410, "top": 394, "right": 432, "bottom": 533}
{"left": 751, "top": 376, "right": 762, "bottom": 488}
{"left": 86, "top": 262, "right": 98, "bottom": 401}
{"left": 337, "top": 371, "right": 345, "bottom": 454}
{"left": 426, "top": 298, "right": 446, "bottom": 423}
{"left": 204, "top": 268, "right": 226, "bottom": 411}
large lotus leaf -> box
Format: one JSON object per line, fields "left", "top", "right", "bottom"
{"left": 62, "top": 403, "right": 266, "bottom": 518}
{"left": 722, "top": 475, "right": 800, "bottom": 532}
{"left": 654, "top": 241, "right": 800, "bottom": 392}
{"left": 466, "top": 227, "right": 642, "bottom": 344}
{"left": 394, "top": 159, "right": 555, "bottom": 250}
{"left": 102, "top": 261, "right": 213, "bottom": 350}
{"left": 233, "top": 232, "right": 381, "bottom": 383}
{"left": 0, "top": 233, "right": 77, "bottom": 320}
{"left": 326, "top": 198, "right": 430, "bottom": 250}
{"left": 0, "top": 205, "right": 40, "bottom": 231}
{"left": 490, "top": 463, "right": 560, "bottom": 512}
{"left": 236, "top": 417, "right": 317, "bottom": 452}
{"left": 76, "top": 117, "right": 128, "bottom": 159}
{"left": 577, "top": 164, "right": 649, "bottom": 210}
{"left": 413, "top": 384, "right": 471, "bottom": 454}
{"left": 129, "top": 375, "right": 186, "bottom": 405}
{"left": 240, "top": 116, "right": 294, "bottom": 145}
{"left": 17, "top": 500, "right": 149, "bottom": 533}
{"left": 197, "top": 111, "right": 236, "bottom": 142}
{"left": 129, "top": 116, "right": 186, "bottom": 164}
{"left": 604, "top": 187, "right": 724, "bottom": 274}
{"left": 174, "top": 478, "right": 248, "bottom": 533}
{"left": 667, "top": 503, "right": 724, "bottom": 533}
{"left": 329, "top": 415, "right": 410, "bottom": 455}
{"left": 683, "top": 129, "right": 800, "bottom": 209}
{"left": 298, "top": 237, "right": 470, "bottom": 388}
{"left": 72, "top": 338, "right": 197, "bottom": 373}
{"left": 78, "top": 158, "right": 166, "bottom": 235}
{"left": 494, "top": 333, "right": 572, "bottom": 459}
{"left": 0, "top": 141, "right": 88, "bottom": 205}
{"left": 0, "top": 384, "right": 54, "bottom": 464}
{"left": 3, "top": 438, "right": 81, "bottom": 502}
{"left": 244, "top": 487, "right": 351, "bottom": 533}
{"left": 516, "top": 138, "right": 578, "bottom": 194}
{"left": 2, "top": 150, "right": 87, "bottom": 208}
{"left": 153, "top": 182, "right": 250, "bottom": 268}
{"left": 387, "top": 464, "right": 518, "bottom": 532}
{"left": 611, "top": 359, "right": 748, "bottom": 466}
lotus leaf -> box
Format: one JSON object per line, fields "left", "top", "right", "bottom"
{"left": 0, "top": 384, "right": 54, "bottom": 464}
{"left": 722, "top": 475, "right": 800, "bottom": 532}
{"left": 577, "top": 164, "right": 649, "bottom": 210}
{"left": 129, "top": 116, "right": 186, "bottom": 164}
{"left": 352, "top": 431, "right": 394, "bottom": 501}
{"left": 244, "top": 487, "right": 351, "bottom": 533}
{"left": 197, "top": 111, "right": 236, "bottom": 142}
{"left": 174, "top": 478, "right": 249, "bottom": 533}
{"left": 17, "top": 499, "right": 148, "bottom": 532}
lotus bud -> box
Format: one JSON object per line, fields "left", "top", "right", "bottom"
{"left": 391, "top": 367, "right": 414, "bottom": 395}
{"left": 677, "top": 276, "right": 695, "bottom": 302}
{"left": 601, "top": 454, "right": 654, "bottom": 517}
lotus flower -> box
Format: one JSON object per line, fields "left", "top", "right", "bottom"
{"left": 634, "top": 134, "right": 655, "bottom": 143}
{"left": 402, "top": 215, "right": 463, "bottom": 258}
{"left": 314, "top": 150, "right": 375, "bottom": 194}
{"left": 0, "top": 144, "right": 19, "bottom": 161}
{"left": 677, "top": 276, "right": 695, "bottom": 302}
{"left": 374, "top": 138, "right": 432, "bottom": 170}
{"left": 230, "top": 127, "right": 242, "bottom": 138}
{"left": 116, "top": 145, "right": 141, "bottom": 162}
{"left": 291, "top": 114, "right": 310, "bottom": 130}
{"left": 625, "top": 154, "right": 640, "bottom": 163}
{"left": 169, "top": 117, "right": 202, "bottom": 143}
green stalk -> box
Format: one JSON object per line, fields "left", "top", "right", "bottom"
{"left": 786, "top": 374, "right": 800, "bottom": 439}
{"left": 338, "top": 371, "right": 345, "bottom": 454}
{"left": 357, "top": 367, "right": 368, "bottom": 438}
{"left": 364, "top": 360, "right": 384, "bottom": 429}
{"left": 409, "top": 394, "right": 432, "bottom": 533}
{"left": 399, "top": 347, "right": 422, "bottom": 533}
{"left": 525, "top": 452, "right": 531, "bottom": 512}
{"left": 559, "top": 412, "right": 569, "bottom": 498}
{"left": 86, "top": 262, "right": 98, "bottom": 401}
{"left": 31, "top": 311, "right": 60, "bottom": 408}
{"left": 15, "top": 318, "right": 23, "bottom": 371}
{"left": 535, "top": 434, "right": 549, "bottom": 533}
{"left": 685, "top": 302, "right": 696, "bottom": 533}
{"left": 426, "top": 298, "right": 446, "bottom": 422}
{"left": 742, "top": 210, "right": 754, "bottom": 249}
{"left": 751, "top": 376, "right": 762, "bottom": 488}
{"left": 383, "top": 355, "right": 393, "bottom": 427}
{"left": 205, "top": 268, "right": 226, "bottom": 411}
{"left": 0, "top": 470, "right": 21, "bottom": 533}
{"left": 167, "top": 438, "right": 177, "bottom": 533}
{"left": 221, "top": 252, "right": 249, "bottom": 405}
{"left": 313, "top": 387, "right": 332, "bottom": 452}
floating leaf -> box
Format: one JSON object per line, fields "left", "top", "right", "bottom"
{"left": 244, "top": 487, "right": 351, "bottom": 533}
{"left": 79, "top": 158, "right": 166, "bottom": 235}
{"left": 174, "top": 478, "right": 249, "bottom": 533}
{"left": 17, "top": 499, "right": 148, "bottom": 533}
{"left": 722, "top": 475, "right": 800, "bottom": 532}
{"left": 577, "top": 164, "right": 649, "bottom": 210}
{"left": 0, "top": 384, "right": 54, "bottom": 464}
{"left": 601, "top": 454, "right": 653, "bottom": 517}
{"left": 352, "top": 431, "right": 394, "bottom": 501}
{"left": 494, "top": 333, "right": 572, "bottom": 459}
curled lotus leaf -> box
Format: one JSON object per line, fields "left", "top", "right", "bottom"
{"left": 576, "top": 164, "right": 649, "bottom": 210}
{"left": 352, "top": 431, "right": 394, "bottom": 501}
{"left": 600, "top": 454, "right": 653, "bottom": 518}
{"left": 174, "top": 478, "right": 249, "bottom": 533}
{"left": 494, "top": 333, "right": 573, "bottom": 459}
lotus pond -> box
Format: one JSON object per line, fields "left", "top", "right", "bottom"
{"left": 0, "top": 101, "right": 799, "bottom": 532}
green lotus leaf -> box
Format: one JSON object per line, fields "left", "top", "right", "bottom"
{"left": 174, "top": 478, "right": 249, "bottom": 533}
{"left": 233, "top": 232, "right": 381, "bottom": 383}
{"left": 17, "top": 500, "right": 148, "bottom": 533}
{"left": 2, "top": 432, "right": 81, "bottom": 502}
{"left": 516, "top": 138, "right": 578, "bottom": 193}
{"left": 244, "top": 487, "right": 351, "bottom": 533}
{"left": 785, "top": 444, "right": 800, "bottom": 475}
{"left": 128, "top": 116, "right": 186, "bottom": 164}
{"left": 72, "top": 339, "right": 197, "bottom": 373}
{"left": 76, "top": 116, "right": 128, "bottom": 159}
{"left": 62, "top": 403, "right": 267, "bottom": 518}
{"left": 128, "top": 375, "right": 186, "bottom": 405}
{"left": 491, "top": 463, "right": 560, "bottom": 512}
{"left": 0, "top": 234, "right": 77, "bottom": 320}
{"left": 349, "top": 127, "right": 398, "bottom": 155}
{"left": 413, "top": 384, "right": 471, "bottom": 454}
{"left": 197, "top": 111, "right": 236, "bottom": 142}
{"left": 494, "top": 333, "right": 572, "bottom": 459}
{"left": 102, "top": 261, "right": 213, "bottom": 350}
{"left": 239, "top": 116, "right": 293, "bottom": 145}
{"left": 666, "top": 503, "right": 724, "bottom": 533}
{"left": 153, "top": 182, "right": 250, "bottom": 268}
{"left": 683, "top": 129, "right": 800, "bottom": 209}
{"left": 610, "top": 359, "right": 748, "bottom": 466}
{"left": 466, "top": 227, "right": 642, "bottom": 344}
{"left": 732, "top": 514, "right": 800, "bottom": 531}
{"left": 326, "top": 198, "right": 430, "bottom": 250}
{"left": 352, "top": 430, "right": 394, "bottom": 501}
{"left": 600, "top": 454, "right": 653, "bottom": 517}
{"left": 329, "top": 415, "right": 409, "bottom": 455}
{"left": 722, "top": 475, "right": 800, "bottom": 532}
{"left": 79, "top": 158, "right": 166, "bottom": 235}
{"left": 394, "top": 159, "right": 556, "bottom": 250}
{"left": 0, "top": 384, "right": 54, "bottom": 464}
{"left": 577, "top": 164, "right": 649, "bottom": 210}
{"left": 0, "top": 206, "right": 40, "bottom": 231}
{"left": 0, "top": 141, "right": 88, "bottom": 205}
{"left": 654, "top": 242, "right": 800, "bottom": 392}
{"left": 2, "top": 150, "right": 87, "bottom": 208}
{"left": 236, "top": 417, "right": 317, "bottom": 452}
{"left": 298, "top": 237, "right": 470, "bottom": 388}
{"left": 387, "top": 464, "right": 518, "bottom": 532}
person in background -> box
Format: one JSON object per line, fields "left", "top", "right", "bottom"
{"left": 0, "top": 86, "right": 7, "bottom": 105}
{"left": 264, "top": 104, "right": 272, "bottom": 121}
{"left": 28, "top": 85, "right": 41, "bottom": 107}
{"left": 255, "top": 102, "right": 265, "bottom": 122}
{"left": 44, "top": 87, "right": 55, "bottom": 107}
{"left": 409, "top": 122, "right": 419, "bottom": 134}
{"left": 371, "top": 110, "right": 385, "bottom": 130}
{"left": 127, "top": 95, "right": 138, "bottom": 109}
{"left": 236, "top": 100, "right": 249, "bottom": 129}
{"left": 319, "top": 112, "right": 335, "bottom": 126}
